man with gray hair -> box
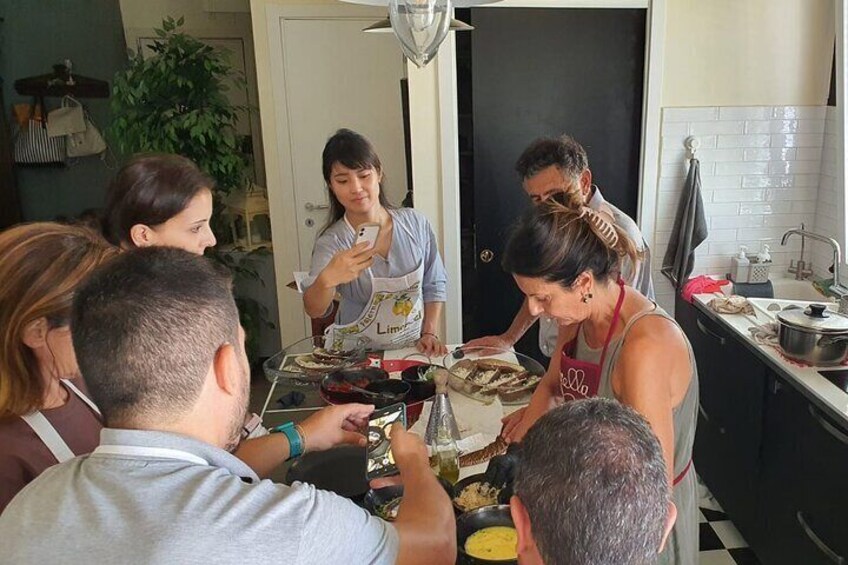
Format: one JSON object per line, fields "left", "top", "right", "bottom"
{"left": 467, "top": 134, "right": 654, "bottom": 359}
{"left": 0, "top": 247, "right": 455, "bottom": 564}
{"left": 507, "top": 398, "right": 676, "bottom": 565}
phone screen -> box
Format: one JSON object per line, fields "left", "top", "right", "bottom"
{"left": 366, "top": 402, "right": 407, "bottom": 480}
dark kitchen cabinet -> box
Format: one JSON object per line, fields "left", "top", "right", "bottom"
{"left": 759, "top": 374, "right": 848, "bottom": 565}
{"left": 675, "top": 297, "right": 767, "bottom": 538}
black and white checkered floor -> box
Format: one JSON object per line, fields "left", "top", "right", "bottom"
{"left": 698, "top": 506, "right": 760, "bottom": 564}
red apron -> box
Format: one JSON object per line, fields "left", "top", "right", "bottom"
{"left": 558, "top": 279, "right": 691, "bottom": 486}
{"left": 558, "top": 279, "right": 626, "bottom": 402}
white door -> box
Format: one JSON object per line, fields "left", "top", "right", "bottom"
{"left": 262, "top": 8, "right": 408, "bottom": 341}
{"left": 282, "top": 19, "right": 407, "bottom": 275}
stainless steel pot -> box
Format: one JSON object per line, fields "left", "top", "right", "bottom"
{"left": 777, "top": 304, "right": 848, "bottom": 366}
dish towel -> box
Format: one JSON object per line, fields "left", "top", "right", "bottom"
{"left": 748, "top": 321, "right": 780, "bottom": 347}
{"left": 661, "top": 158, "right": 708, "bottom": 291}
{"left": 681, "top": 275, "right": 730, "bottom": 303}
{"left": 709, "top": 295, "right": 754, "bottom": 315}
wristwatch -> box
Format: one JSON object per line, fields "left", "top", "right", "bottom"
{"left": 273, "top": 422, "right": 304, "bottom": 460}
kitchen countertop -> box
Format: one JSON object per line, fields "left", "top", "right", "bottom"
{"left": 692, "top": 293, "right": 848, "bottom": 426}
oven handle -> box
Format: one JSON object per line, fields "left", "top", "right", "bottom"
{"left": 696, "top": 317, "right": 726, "bottom": 345}
{"left": 796, "top": 511, "right": 845, "bottom": 564}
{"left": 808, "top": 404, "right": 848, "bottom": 446}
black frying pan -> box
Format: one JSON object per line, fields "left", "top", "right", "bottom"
{"left": 285, "top": 445, "right": 368, "bottom": 502}
{"left": 456, "top": 505, "right": 517, "bottom": 565}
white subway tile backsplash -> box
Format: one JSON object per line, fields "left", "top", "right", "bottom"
{"left": 660, "top": 162, "right": 688, "bottom": 178}
{"left": 704, "top": 203, "right": 741, "bottom": 216}
{"left": 717, "top": 134, "right": 771, "bottom": 148}
{"left": 792, "top": 200, "right": 818, "bottom": 214}
{"left": 715, "top": 161, "right": 769, "bottom": 176}
{"left": 719, "top": 107, "right": 771, "bottom": 120}
{"left": 771, "top": 133, "right": 826, "bottom": 148}
{"left": 661, "top": 122, "right": 689, "bottom": 136}
{"left": 664, "top": 107, "right": 719, "bottom": 122}
{"left": 657, "top": 105, "right": 829, "bottom": 285}
{"left": 741, "top": 175, "right": 793, "bottom": 188}
{"left": 744, "top": 148, "right": 796, "bottom": 161}
{"left": 659, "top": 177, "right": 685, "bottom": 192}
{"left": 689, "top": 121, "right": 744, "bottom": 135}
{"left": 745, "top": 120, "right": 826, "bottom": 134}
{"left": 705, "top": 229, "right": 741, "bottom": 242}
{"left": 737, "top": 227, "right": 793, "bottom": 240}
{"left": 710, "top": 215, "right": 764, "bottom": 229}
{"left": 739, "top": 202, "right": 793, "bottom": 215}
{"left": 768, "top": 160, "right": 823, "bottom": 175}
{"left": 762, "top": 214, "right": 808, "bottom": 228}
{"left": 793, "top": 174, "right": 821, "bottom": 188}
{"left": 661, "top": 148, "right": 688, "bottom": 164}
{"left": 712, "top": 189, "right": 765, "bottom": 202}
{"left": 771, "top": 106, "right": 827, "bottom": 120}
{"left": 701, "top": 175, "right": 743, "bottom": 189}
{"left": 695, "top": 149, "right": 746, "bottom": 162}
{"left": 763, "top": 188, "right": 818, "bottom": 201}
{"left": 708, "top": 242, "right": 746, "bottom": 255}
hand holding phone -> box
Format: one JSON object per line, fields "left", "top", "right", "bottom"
{"left": 354, "top": 222, "right": 381, "bottom": 250}
{"left": 366, "top": 402, "right": 407, "bottom": 480}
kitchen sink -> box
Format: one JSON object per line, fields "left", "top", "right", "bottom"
{"left": 818, "top": 369, "right": 848, "bottom": 395}
{"left": 769, "top": 278, "right": 831, "bottom": 301}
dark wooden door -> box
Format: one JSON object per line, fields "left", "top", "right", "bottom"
{"left": 460, "top": 8, "right": 646, "bottom": 357}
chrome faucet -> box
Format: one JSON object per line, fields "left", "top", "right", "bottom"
{"left": 785, "top": 223, "right": 814, "bottom": 280}
{"left": 781, "top": 228, "right": 848, "bottom": 308}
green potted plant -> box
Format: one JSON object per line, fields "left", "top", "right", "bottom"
{"left": 110, "top": 16, "right": 274, "bottom": 364}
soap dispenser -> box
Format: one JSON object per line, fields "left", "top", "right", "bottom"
{"left": 730, "top": 245, "right": 750, "bottom": 283}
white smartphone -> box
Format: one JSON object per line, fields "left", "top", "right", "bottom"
{"left": 354, "top": 222, "right": 380, "bottom": 250}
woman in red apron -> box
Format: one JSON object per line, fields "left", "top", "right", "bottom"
{"left": 500, "top": 193, "right": 698, "bottom": 565}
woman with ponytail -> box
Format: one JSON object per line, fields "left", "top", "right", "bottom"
{"left": 501, "top": 193, "right": 698, "bottom": 565}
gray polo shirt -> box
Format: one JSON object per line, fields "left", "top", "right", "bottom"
{"left": 0, "top": 429, "right": 399, "bottom": 564}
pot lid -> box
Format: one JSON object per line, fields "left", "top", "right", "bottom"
{"left": 777, "top": 304, "right": 848, "bottom": 333}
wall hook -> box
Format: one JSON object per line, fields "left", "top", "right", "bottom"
{"left": 684, "top": 136, "right": 701, "bottom": 159}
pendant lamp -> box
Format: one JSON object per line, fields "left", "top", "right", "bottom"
{"left": 388, "top": 0, "right": 451, "bottom": 68}
{"left": 342, "top": 0, "right": 498, "bottom": 67}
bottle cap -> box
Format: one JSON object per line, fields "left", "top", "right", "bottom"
{"left": 433, "top": 367, "right": 449, "bottom": 394}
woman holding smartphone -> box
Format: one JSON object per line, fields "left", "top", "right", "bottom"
{"left": 303, "top": 129, "right": 448, "bottom": 356}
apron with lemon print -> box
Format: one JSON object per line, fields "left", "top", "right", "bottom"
{"left": 326, "top": 261, "right": 425, "bottom": 351}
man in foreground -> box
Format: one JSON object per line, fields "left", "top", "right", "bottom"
{"left": 487, "top": 398, "right": 676, "bottom": 565}
{"left": 0, "top": 247, "right": 454, "bottom": 565}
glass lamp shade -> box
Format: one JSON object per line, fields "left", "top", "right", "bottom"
{"left": 388, "top": 0, "right": 452, "bottom": 68}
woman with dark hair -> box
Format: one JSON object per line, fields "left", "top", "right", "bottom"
{"left": 104, "top": 153, "right": 217, "bottom": 255}
{"left": 500, "top": 193, "right": 698, "bottom": 565}
{"left": 0, "top": 223, "right": 119, "bottom": 511}
{"left": 303, "top": 129, "right": 447, "bottom": 355}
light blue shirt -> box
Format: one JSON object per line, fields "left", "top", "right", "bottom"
{"left": 0, "top": 429, "right": 399, "bottom": 565}
{"left": 304, "top": 208, "right": 448, "bottom": 325}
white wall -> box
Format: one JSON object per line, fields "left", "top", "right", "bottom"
{"left": 662, "top": 0, "right": 835, "bottom": 107}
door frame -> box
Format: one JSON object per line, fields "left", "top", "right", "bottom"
{"left": 256, "top": 3, "right": 395, "bottom": 343}
{"left": 409, "top": 0, "right": 666, "bottom": 343}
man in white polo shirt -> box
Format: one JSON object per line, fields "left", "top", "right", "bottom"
{"left": 0, "top": 247, "right": 455, "bottom": 565}
{"left": 467, "top": 135, "right": 654, "bottom": 358}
